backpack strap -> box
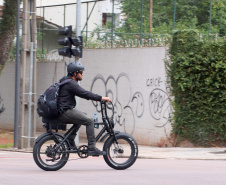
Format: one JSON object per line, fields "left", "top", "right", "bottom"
{"left": 57, "top": 79, "right": 73, "bottom": 86}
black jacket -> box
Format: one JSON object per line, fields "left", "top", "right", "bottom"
{"left": 57, "top": 76, "right": 102, "bottom": 113}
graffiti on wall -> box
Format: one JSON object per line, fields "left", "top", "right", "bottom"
{"left": 147, "top": 77, "right": 171, "bottom": 128}
{"left": 90, "top": 73, "right": 144, "bottom": 135}
{"left": 149, "top": 88, "right": 170, "bottom": 127}
{"left": 90, "top": 73, "right": 171, "bottom": 133}
{"left": 146, "top": 77, "right": 163, "bottom": 87}
{"left": 0, "top": 94, "right": 5, "bottom": 115}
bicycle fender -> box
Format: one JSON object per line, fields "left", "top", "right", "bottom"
{"left": 100, "top": 130, "right": 120, "bottom": 142}
{"left": 34, "top": 132, "right": 65, "bottom": 143}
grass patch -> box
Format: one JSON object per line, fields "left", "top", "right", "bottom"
{"left": 0, "top": 143, "right": 13, "bottom": 149}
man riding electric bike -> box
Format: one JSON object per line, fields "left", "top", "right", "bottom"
{"left": 57, "top": 62, "right": 111, "bottom": 156}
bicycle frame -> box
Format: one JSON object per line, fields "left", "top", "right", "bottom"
{"left": 44, "top": 101, "right": 118, "bottom": 153}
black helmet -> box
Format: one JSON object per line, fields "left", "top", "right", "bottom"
{"left": 67, "top": 62, "right": 85, "bottom": 76}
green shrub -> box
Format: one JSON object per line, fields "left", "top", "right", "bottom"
{"left": 166, "top": 30, "right": 226, "bottom": 146}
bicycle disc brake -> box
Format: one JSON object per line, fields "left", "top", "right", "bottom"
{"left": 78, "top": 145, "right": 88, "bottom": 158}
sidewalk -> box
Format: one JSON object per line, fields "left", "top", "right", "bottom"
{"left": 95, "top": 141, "right": 226, "bottom": 160}
{"left": 137, "top": 146, "right": 226, "bottom": 160}
{"left": 1, "top": 140, "right": 226, "bottom": 160}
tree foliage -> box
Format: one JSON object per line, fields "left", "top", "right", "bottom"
{"left": 0, "top": 0, "right": 19, "bottom": 74}
{"left": 118, "top": 0, "right": 226, "bottom": 35}
{"left": 166, "top": 30, "right": 226, "bottom": 146}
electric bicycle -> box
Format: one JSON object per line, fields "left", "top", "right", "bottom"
{"left": 33, "top": 101, "right": 138, "bottom": 171}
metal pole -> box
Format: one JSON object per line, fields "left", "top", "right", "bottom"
{"left": 28, "top": 42, "right": 34, "bottom": 149}
{"left": 209, "top": 0, "right": 212, "bottom": 34}
{"left": 76, "top": 0, "right": 82, "bottom": 38}
{"left": 150, "top": 0, "right": 153, "bottom": 34}
{"left": 14, "top": 0, "right": 21, "bottom": 148}
{"left": 64, "top": 5, "right": 66, "bottom": 27}
{"left": 28, "top": 0, "right": 34, "bottom": 149}
{"left": 86, "top": 3, "right": 88, "bottom": 43}
{"left": 82, "top": 2, "right": 97, "bottom": 32}
{"left": 111, "top": 0, "right": 114, "bottom": 48}
{"left": 173, "top": 0, "right": 176, "bottom": 30}
{"left": 140, "top": 0, "right": 144, "bottom": 46}
{"left": 75, "top": 0, "right": 82, "bottom": 144}
{"left": 42, "top": 7, "right": 44, "bottom": 53}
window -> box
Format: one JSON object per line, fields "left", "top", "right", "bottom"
{"left": 102, "top": 13, "right": 120, "bottom": 28}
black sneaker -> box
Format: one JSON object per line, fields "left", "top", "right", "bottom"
{"left": 69, "top": 139, "right": 75, "bottom": 146}
{"left": 88, "top": 147, "right": 106, "bottom": 156}
{"left": 68, "top": 140, "right": 77, "bottom": 150}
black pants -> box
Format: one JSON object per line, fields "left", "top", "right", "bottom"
{"left": 58, "top": 108, "right": 96, "bottom": 149}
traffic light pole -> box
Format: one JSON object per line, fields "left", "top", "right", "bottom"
{"left": 76, "top": 0, "right": 82, "bottom": 42}
{"left": 75, "top": 0, "right": 82, "bottom": 144}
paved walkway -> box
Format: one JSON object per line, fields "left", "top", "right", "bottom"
{"left": 1, "top": 141, "right": 225, "bottom": 160}
{"left": 137, "top": 146, "right": 226, "bottom": 160}
{"left": 95, "top": 141, "right": 226, "bottom": 160}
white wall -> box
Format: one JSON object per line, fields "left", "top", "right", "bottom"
{"left": 0, "top": 0, "right": 108, "bottom": 30}
{"left": 0, "top": 47, "right": 172, "bottom": 146}
{"left": 80, "top": 47, "right": 172, "bottom": 146}
{"left": 35, "top": 0, "right": 122, "bottom": 32}
{"left": 0, "top": 62, "right": 16, "bottom": 130}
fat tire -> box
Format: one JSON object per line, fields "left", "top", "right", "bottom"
{"left": 103, "top": 133, "right": 138, "bottom": 170}
{"left": 33, "top": 135, "right": 69, "bottom": 171}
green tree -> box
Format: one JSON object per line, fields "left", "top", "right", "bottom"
{"left": 0, "top": 0, "right": 20, "bottom": 74}
{"left": 210, "top": 0, "right": 226, "bottom": 35}
{"left": 118, "top": 0, "right": 226, "bottom": 35}
{"left": 118, "top": 0, "right": 150, "bottom": 34}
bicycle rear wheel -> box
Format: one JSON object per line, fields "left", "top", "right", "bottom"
{"left": 103, "top": 133, "right": 138, "bottom": 170}
{"left": 33, "top": 135, "right": 69, "bottom": 171}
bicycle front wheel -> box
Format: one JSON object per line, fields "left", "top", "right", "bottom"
{"left": 33, "top": 135, "right": 69, "bottom": 171}
{"left": 103, "top": 133, "right": 138, "bottom": 170}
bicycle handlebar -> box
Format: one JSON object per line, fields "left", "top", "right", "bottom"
{"left": 100, "top": 100, "right": 114, "bottom": 120}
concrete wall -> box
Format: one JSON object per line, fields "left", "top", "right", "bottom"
{"left": 0, "top": 62, "right": 16, "bottom": 129}
{"left": 0, "top": 47, "right": 172, "bottom": 146}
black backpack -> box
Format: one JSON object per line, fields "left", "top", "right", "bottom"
{"left": 37, "top": 79, "right": 72, "bottom": 118}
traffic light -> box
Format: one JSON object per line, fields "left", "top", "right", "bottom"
{"left": 58, "top": 25, "right": 83, "bottom": 58}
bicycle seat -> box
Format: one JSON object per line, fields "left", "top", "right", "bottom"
{"left": 42, "top": 117, "right": 70, "bottom": 124}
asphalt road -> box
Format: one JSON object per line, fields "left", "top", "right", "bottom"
{"left": 0, "top": 151, "right": 226, "bottom": 185}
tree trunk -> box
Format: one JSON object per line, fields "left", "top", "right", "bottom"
{"left": 0, "top": 0, "right": 18, "bottom": 73}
